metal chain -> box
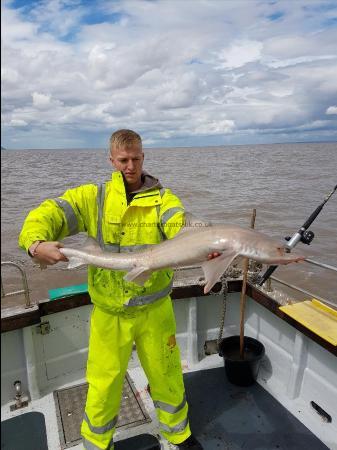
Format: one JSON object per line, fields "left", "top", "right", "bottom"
{"left": 247, "top": 260, "right": 263, "bottom": 284}
{"left": 208, "top": 272, "right": 229, "bottom": 350}
{"left": 207, "top": 261, "right": 263, "bottom": 351}
{"left": 216, "top": 275, "right": 228, "bottom": 347}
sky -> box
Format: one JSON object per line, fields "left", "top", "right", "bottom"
{"left": 2, "top": 0, "right": 337, "bottom": 149}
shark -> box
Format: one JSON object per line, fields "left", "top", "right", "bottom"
{"left": 60, "top": 222, "right": 305, "bottom": 294}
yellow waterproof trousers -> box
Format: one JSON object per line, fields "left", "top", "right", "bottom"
{"left": 81, "top": 297, "right": 191, "bottom": 449}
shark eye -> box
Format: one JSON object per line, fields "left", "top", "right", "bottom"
{"left": 276, "top": 246, "right": 285, "bottom": 256}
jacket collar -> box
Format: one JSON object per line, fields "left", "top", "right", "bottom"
{"left": 111, "top": 170, "right": 162, "bottom": 195}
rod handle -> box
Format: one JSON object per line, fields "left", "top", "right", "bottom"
{"left": 257, "top": 265, "right": 277, "bottom": 286}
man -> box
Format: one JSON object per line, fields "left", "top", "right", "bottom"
{"left": 19, "top": 129, "right": 204, "bottom": 450}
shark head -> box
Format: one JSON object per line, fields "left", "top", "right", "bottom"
{"left": 248, "top": 239, "right": 306, "bottom": 265}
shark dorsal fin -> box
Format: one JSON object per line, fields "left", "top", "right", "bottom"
{"left": 82, "top": 237, "right": 104, "bottom": 254}
{"left": 178, "top": 212, "right": 213, "bottom": 235}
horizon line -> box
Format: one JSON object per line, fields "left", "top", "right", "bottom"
{"left": 2, "top": 139, "right": 337, "bottom": 151}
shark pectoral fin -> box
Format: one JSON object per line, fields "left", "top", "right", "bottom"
{"left": 67, "top": 256, "right": 86, "bottom": 269}
{"left": 201, "top": 250, "right": 238, "bottom": 294}
{"left": 124, "top": 266, "right": 153, "bottom": 286}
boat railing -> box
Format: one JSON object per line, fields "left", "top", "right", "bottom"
{"left": 268, "top": 258, "right": 337, "bottom": 307}
{"left": 0, "top": 258, "right": 335, "bottom": 311}
{"left": 303, "top": 258, "right": 337, "bottom": 272}
{"left": 175, "top": 257, "right": 337, "bottom": 306}
{"left": 177, "top": 257, "right": 337, "bottom": 274}
{"left": 1, "top": 261, "right": 32, "bottom": 309}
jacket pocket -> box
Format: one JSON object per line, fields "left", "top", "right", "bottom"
{"left": 103, "top": 214, "right": 121, "bottom": 243}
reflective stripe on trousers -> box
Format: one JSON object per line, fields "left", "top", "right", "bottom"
{"left": 154, "top": 394, "right": 190, "bottom": 436}
{"left": 81, "top": 297, "right": 191, "bottom": 447}
{"left": 160, "top": 416, "right": 189, "bottom": 434}
{"left": 82, "top": 412, "right": 117, "bottom": 450}
{"left": 84, "top": 412, "right": 118, "bottom": 434}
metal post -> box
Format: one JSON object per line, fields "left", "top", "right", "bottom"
{"left": 1, "top": 261, "right": 32, "bottom": 308}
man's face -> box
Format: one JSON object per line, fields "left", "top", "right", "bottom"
{"left": 110, "top": 143, "right": 144, "bottom": 189}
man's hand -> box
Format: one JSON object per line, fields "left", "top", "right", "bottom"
{"left": 29, "top": 241, "right": 68, "bottom": 265}
{"left": 207, "top": 252, "right": 221, "bottom": 260}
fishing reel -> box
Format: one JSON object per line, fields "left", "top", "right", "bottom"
{"left": 285, "top": 229, "right": 315, "bottom": 246}
{"left": 258, "top": 184, "right": 335, "bottom": 287}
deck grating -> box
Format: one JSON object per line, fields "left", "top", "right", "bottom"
{"left": 54, "top": 373, "right": 151, "bottom": 449}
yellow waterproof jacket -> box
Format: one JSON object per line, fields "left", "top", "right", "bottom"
{"left": 19, "top": 171, "right": 185, "bottom": 313}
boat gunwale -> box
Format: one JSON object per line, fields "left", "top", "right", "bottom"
{"left": 1, "top": 279, "right": 336, "bottom": 356}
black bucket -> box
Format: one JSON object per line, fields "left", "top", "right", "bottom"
{"left": 219, "top": 335, "right": 265, "bottom": 386}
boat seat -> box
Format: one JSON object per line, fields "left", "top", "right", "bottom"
{"left": 1, "top": 411, "right": 48, "bottom": 450}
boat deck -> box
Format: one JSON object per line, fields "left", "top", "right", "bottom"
{"left": 185, "top": 366, "right": 329, "bottom": 450}
{"left": 1, "top": 364, "right": 329, "bottom": 450}
{"left": 1, "top": 267, "right": 336, "bottom": 449}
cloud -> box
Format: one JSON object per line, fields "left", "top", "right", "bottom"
{"left": 32, "top": 92, "right": 63, "bottom": 109}
{"left": 1, "top": 0, "right": 337, "bottom": 148}
{"left": 9, "top": 119, "right": 28, "bottom": 127}
{"left": 326, "top": 106, "right": 337, "bottom": 115}
{"left": 215, "top": 40, "right": 263, "bottom": 69}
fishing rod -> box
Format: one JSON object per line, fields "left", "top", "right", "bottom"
{"left": 257, "top": 184, "right": 337, "bottom": 286}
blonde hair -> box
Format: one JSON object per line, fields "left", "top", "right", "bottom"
{"left": 109, "top": 129, "right": 142, "bottom": 152}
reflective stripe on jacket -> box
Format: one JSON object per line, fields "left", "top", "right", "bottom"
{"left": 19, "top": 171, "right": 185, "bottom": 313}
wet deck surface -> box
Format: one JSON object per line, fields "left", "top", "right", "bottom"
{"left": 185, "top": 367, "right": 328, "bottom": 450}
